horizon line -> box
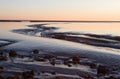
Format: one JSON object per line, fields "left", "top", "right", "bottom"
{"left": 1, "top": 19, "right": 120, "bottom": 22}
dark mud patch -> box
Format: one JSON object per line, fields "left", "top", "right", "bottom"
{"left": 0, "top": 39, "right": 18, "bottom": 48}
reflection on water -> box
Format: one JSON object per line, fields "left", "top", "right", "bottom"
{"left": 1, "top": 22, "right": 120, "bottom": 38}
{"left": 2, "top": 22, "right": 120, "bottom": 78}
{"left": 1, "top": 22, "right": 120, "bottom": 65}
{"left": 48, "top": 23, "right": 120, "bottom": 35}
{"left": 0, "top": 22, "right": 48, "bottom": 40}
{"left": 0, "top": 22, "right": 120, "bottom": 50}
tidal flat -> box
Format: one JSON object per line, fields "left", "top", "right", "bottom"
{"left": 0, "top": 22, "right": 120, "bottom": 79}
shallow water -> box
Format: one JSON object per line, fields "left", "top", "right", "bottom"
{"left": 0, "top": 22, "right": 120, "bottom": 52}
{"left": 1, "top": 22, "right": 120, "bottom": 38}
{"left": 1, "top": 22, "right": 120, "bottom": 66}
{"left": 48, "top": 22, "right": 120, "bottom": 36}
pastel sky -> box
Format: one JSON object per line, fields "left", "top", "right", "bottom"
{"left": 0, "top": 0, "right": 120, "bottom": 20}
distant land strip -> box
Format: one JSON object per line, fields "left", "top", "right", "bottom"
{"left": 1, "top": 20, "right": 120, "bottom": 23}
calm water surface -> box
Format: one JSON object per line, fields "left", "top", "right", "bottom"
{"left": 48, "top": 22, "right": 120, "bottom": 35}
{"left": 1, "top": 22, "right": 120, "bottom": 38}
{"left": 1, "top": 22, "right": 120, "bottom": 61}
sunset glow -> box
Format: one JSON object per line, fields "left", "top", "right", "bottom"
{"left": 0, "top": 0, "right": 120, "bottom": 20}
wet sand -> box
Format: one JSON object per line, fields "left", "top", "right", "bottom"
{"left": 0, "top": 23, "right": 120, "bottom": 79}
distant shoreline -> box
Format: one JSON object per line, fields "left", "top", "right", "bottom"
{"left": 1, "top": 20, "right": 120, "bottom": 23}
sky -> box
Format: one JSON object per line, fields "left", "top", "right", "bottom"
{"left": 0, "top": 0, "right": 120, "bottom": 20}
